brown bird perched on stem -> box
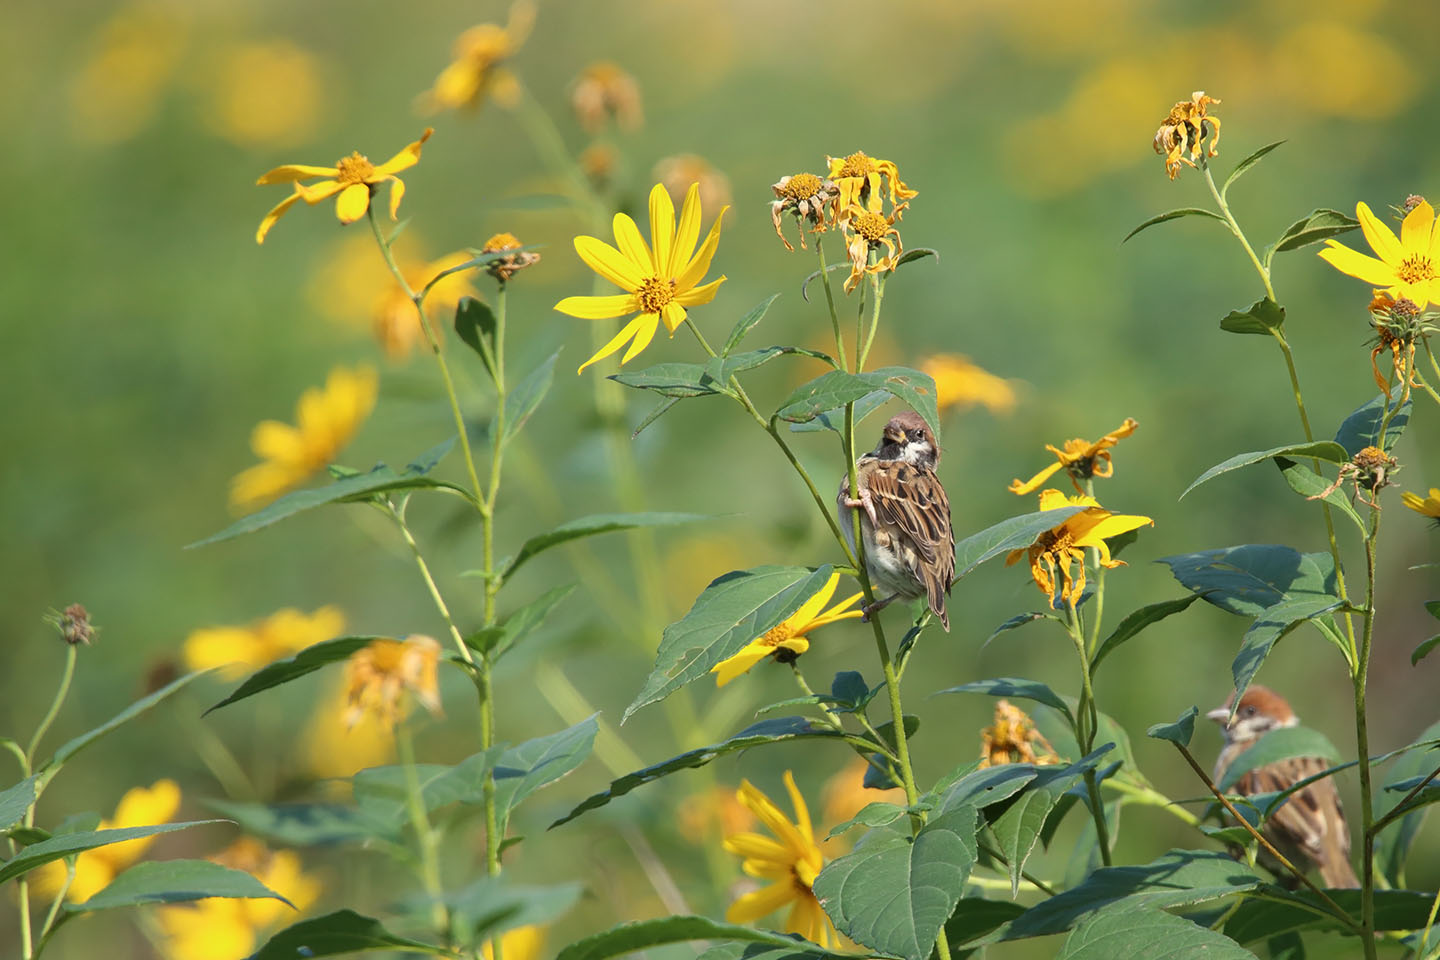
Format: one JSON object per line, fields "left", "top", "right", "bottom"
{"left": 1208, "top": 685, "right": 1359, "bottom": 888}
{"left": 838, "top": 410, "right": 955, "bottom": 629}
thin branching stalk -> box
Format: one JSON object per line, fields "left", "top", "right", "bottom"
{"left": 398, "top": 722, "right": 450, "bottom": 938}
{"left": 814, "top": 237, "right": 848, "bottom": 372}
{"left": 1100, "top": 778, "right": 1200, "bottom": 827}
{"left": 1063, "top": 597, "right": 1112, "bottom": 866}
{"left": 386, "top": 501, "right": 472, "bottom": 663}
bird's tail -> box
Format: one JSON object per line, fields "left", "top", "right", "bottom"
{"left": 1319, "top": 855, "right": 1359, "bottom": 889}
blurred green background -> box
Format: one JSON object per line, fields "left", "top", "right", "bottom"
{"left": 2, "top": 0, "right": 1438, "bottom": 956}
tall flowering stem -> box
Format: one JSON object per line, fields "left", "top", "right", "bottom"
{"left": 1062, "top": 596, "right": 1112, "bottom": 866}
{"left": 813, "top": 237, "right": 848, "bottom": 372}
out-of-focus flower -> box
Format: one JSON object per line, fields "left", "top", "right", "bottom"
{"left": 343, "top": 636, "right": 442, "bottom": 729}
{"left": 825, "top": 150, "right": 916, "bottom": 217}
{"left": 68, "top": 1, "right": 188, "bottom": 144}
{"left": 579, "top": 143, "right": 620, "bottom": 190}
{"left": 203, "top": 42, "right": 324, "bottom": 148}
{"left": 654, "top": 155, "right": 733, "bottom": 220}
{"left": 482, "top": 926, "right": 545, "bottom": 960}
{"left": 1153, "top": 90, "right": 1221, "bottom": 180}
{"left": 679, "top": 786, "right": 756, "bottom": 840}
{"left": 1006, "top": 489, "right": 1152, "bottom": 605}
{"left": 479, "top": 232, "right": 541, "bottom": 283}
{"left": 254, "top": 129, "right": 432, "bottom": 244}
{"left": 711, "top": 573, "right": 862, "bottom": 686}
{"left": 1401, "top": 488, "right": 1440, "bottom": 522}
{"left": 1319, "top": 201, "right": 1439, "bottom": 309}
{"left": 32, "top": 780, "right": 181, "bottom": 902}
{"left": 184, "top": 606, "right": 344, "bottom": 679}
{"left": 770, "top": 174, "right": 837, "bottom": 252}
{"left": 1271, "top": 22, "right": 1415, "bottom": 121}
{"left": 373, "top": 252, "right": 481, "bottom": 359}
{"left": 301, "top": 682, "right": 396, "bottom": 784}
{"left": 821, "top": 756, "right": 905, "bottom": 828}
{"left": 571, "top": 62, "right": 642, "bottom": 133}
{"left": 154, "top": 837, "right": 321, "bottom": 960}
{"left": 1008, "top": 418, "right": 1138, "bottom": 495}
{"left": 724, "top": 772, "right": 834, "bottom": 947}
{"left": 419, "top": 1, "right": 534, "bottom": 113}
{"left": 979, "top": 700, "right": 1059, "bottom": 768}
{"left": 922, "top": 354, "right": 1018, "bottom": 415}
{"left": 555, "top": 182, "right": 728, "bottom": 374}
{"left": 230, "top": 366, "right": 378, "bottom": 511}
{"left": 840, "top": 204, "right": 905, "bottom": 293}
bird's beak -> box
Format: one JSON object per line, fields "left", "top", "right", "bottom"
{"left": 1205, "top": 706, "right": 1231, "bottom": 724}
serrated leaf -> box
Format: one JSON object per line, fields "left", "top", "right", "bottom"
{"left": 774, "top": 367, "right": 940, "bottom": 443}
{"left": 490, "top": 351, "right": 558, "bottom": 446}
{"left": 826, "top": 802, "right": 909, "bottom": 838}
{"left": 203, "top": 799, "right": 394, "bottom": 845}
{"left": 1221, "top": 140, "right": 1285, "bottom": 199}
{"left": 206, "top": 638, "right": 378, "bottom": 715}
{"left": 1090, "top": 596, "right": 1200, "bottom": 672}
{"left": 955, "top": 507, "right": 1087, "bottom": 583}
{"left": 251, "top": 909, "right": 452, "bottom": 958}
{"left": 1275, "top": 458, "right": 1366, "bottom": 535}
{"left": 0, "top": 776, "right": 38, "bottom": 832}
{"left": 1158, "top": 545, "right": 1337, "bottom": 619}
{"left": 721, "top": 294, "right": 781, "bottom": 356}
{"left": 990, "top": 751, "right": 1112, "bottom": 896}
{"left": 1216, "top": 726, "right": 1340, "bottom": 792}
{"left": 1224, "top": 889, "right": 1433, "bottom": 943}
{"left": 70, "top": 859, "right": 290, "bottom": 911}
{"left": 1182, "top": 440, "right": 1347, "bottom": 498}
{"left": 623, "top": 566, "right": 832, "bottom": 723}
{"left": 1123, "top": 207, "right": 1230, "bottom": 243}
{"left": 454, "top": 297, "right": 499, "bottom": 380}
{"left": 1271, "top": 208, "right": 1360, "bottom": 255}
{"left": 0, "top": 821, "right": 226, "bottom": 885}
{"left": 1219, "top": 298, "right": 1286, "bottom": 336}
{"left": 50, "top": 670, "right": 210, "bottom": 770}
{"left": 1059, "top": 907, "right": 1254, "bottom": 959}
{"left": 505, "top": 513, "right": 706, "bottom": 581}
{"left": 934, "top": 678, "right": 1073, "bottom": 727}
{"left": 1334, "top": 393, "right": 1410, "bottom": 455}
{"left": 787, "top": 390, "right": 890, "bottom": 434}
{"left": 465, "top": 584, "right": 576, "bottom": 660}
{"left": 556, "top": 917, "right": 848, "bottom": 960}
{"left": 937, "top": 764, "right": 1037, "bottom": 814}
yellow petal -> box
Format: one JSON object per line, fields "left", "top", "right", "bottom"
{"left": 1318, "top": 241, "right": 1397, "bottom": 287}
{"left": 296, "top": 179, "right": 344, "bottom": 205}
{"left": 619, "top": 313, "right": 660, "bottom": 365}
{"left": 726, "top": 882, "right": 798, "bottom": 924}
{"left": 673, "top": 275, "right": 726, "bottom": 308}
{"left": 711, "top": 641, "right": 774, "bottom": 686}
{"left": 577, "top": 314, "right": 648, "bottom": 374}
{"left": 675, "top": 207, "right": 729, "bottom": 291}
{"left": 1037, "top": 488, "right": 1072, "bottom": 512}
{"left": 182, "top": 627, "right": 267, "bottom": 677}
{"left": 670, "top": 183, "right": 702, "bottom": 277}
{"left": 722, "top": 833, "right": 790, "bottom": 863}
{"left": 255, "top": 190, "right": 302, "bottom": 245}
{"left": 611, "top": 213, "right": 655, "bottom": 274}
{"left": 231, "top": 460, "right": 307, "bottom": 510}
{"left": 787, "top": 572, "right": 842, "bottom": 630}
{"left": 251, "top": 420, "right": 305, "bottom": 465}
{"left": 372, "top": 128, "right": 433, "bottom": 178}
{"left": 660, "top": 301, "right": 686, "bottom": 332}
{"left": 1356, "top": 201, "right": 1403, "bottom": 265}
{"left": 1007, "top": 460, "right": 1064, "bottom": 496}
{"left": 334, "top": 183, "right": 371, "bottom": 224}
{"left": 782, "top": 770, "right": 815, "bottom": 844}
{"left": 1076, "top": 512, "right": 1153, "bottom": 547}
{"left": 555, "top": 293, "right": 637, "bottom": 319}
{"left": 387, "top": 177, "right": 406, "bottom": 220}
{"left": 256, "top": 163, "right": 337, "bottom": 185}
{"left": 648, "top": 182, "right": 675, "bottom": 279}
{"left": 575, "top": 235, "right": 644, "bottom": 290}
{"left": 739, "top": 780, "right": 807, "bottom": 854}
{"left": 1401, "top": 199, "right": 1435, "bottom": 255}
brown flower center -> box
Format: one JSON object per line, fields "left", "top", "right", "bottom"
{"left": 1397, "top": 254, "right": 1435, "bottom": 285}
{"left": 853, "top": 211, "right": 890, "bottom": 243}
{"left": 761, "top": 622, "right": 797, "bottom": 647}
{"left": 1037, "top": 529, "right": 1075, "bottom": 555}
{"left": 780, "top": 173, "right": 824, "bottom": 200}
{"left": 838, "top": 151, "right": 876, "bottom": 179}
{"left": 637, "top": 276, "right": 676, "bottom": 313}
{"left": 336, "top": 151, "right": 376, "bottom": 185}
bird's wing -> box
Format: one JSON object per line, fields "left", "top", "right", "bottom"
{"left": 1241, "top": 755, "right": 1353, "bottom": 873}
{"left": 866, "top": 460, "right": 956, "bottom": 621}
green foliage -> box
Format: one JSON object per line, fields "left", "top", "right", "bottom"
{"left": 1181, "top": 439, "right": 1348, "bottom": 497}
{"left": 206, "top": 638, "right": 378, "bottom": 714}
{"left": 1219, "top": 297, "right": 1286, "bottom": 336}
{"left": 1147, "top": 706, "right": 1198, "bottom": 747}
{"left": 69, "top": 859, "right": 290, "bottom": 911}
{"left": 1221, "top": 140, "right": 1285, "bottom": 199}
{"left": 987, "top": 749, "right": 1115, "bottom": 894}
{"left": 953, "top": 506, "right": 1087, "bottom": 582}
{"left": 1375, "top": 723, "right": 1440, "bottom": 885}
{"left": 1123, "top": 208, "right": 1230, "bottom": 243}
{"left": 1266, "top": 208, "right": 1360, "bottom": 263}
{"left": 1335, "top": 393, "right": 1411, "bottom": 454}
{"left": 454, "top": 297, "right": 500, "bottom": 380}
{"left": 1058, "top": 907, "right": 1255, "bottom": 959}
{"left": 1090, "top": 596, "right": 1200, "bottom": 671}
{"left": 1223, "top": 889, "right": 1436, "bottom": 942}
{"left": 251, "top": 909, "right": 454, "bottom": 958}
{"left": 204, "top": 799, "right": 395, "bottom": 846}
{"left": 1275, "top": 458, "right": 1366, "bottom": 534}
{"left": 0, "top": 776, "right": 38, "bottom": 833}
{"left": 774, "top": 367, "right": 940, "bottom": 441}
{"left": 1216, "top": 725, "right": 1340, "bottom": 792}
{"left": 935, "top": 678, "right": 1073, "bottom": 727}
{"left": 721, "top": 294, "right": 781, "bottom": 355}
{"left": 0, "top": 822, "right": 226, "bottom": 884}
{"left": 787, "top": 390, "right": 891, "bottom": 434}
{"left": 491, "top": 351, "right": 560, "bottom": 445}
{"left": 465, "top": 584, "right": 576, "bottom": 660}
{"left": 556, "top": 917, "right": 853, "bottom": 960}
{"left": 502, "top": 512, "right": 706, "bottom": 581}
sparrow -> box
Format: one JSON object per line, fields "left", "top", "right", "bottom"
{"left": 1208, "top": 685, "right": 1359, "bottom": 888}
{"left": 837, "top": 410, "right": 955, "bottom": 629}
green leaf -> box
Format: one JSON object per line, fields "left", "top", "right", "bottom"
{"left": 505, "top": 513, "right": 706, "bottom": 581}
{"left": 1224, "top": 889, "right": 1433, "bottom": 943}
{"left": 623, "top": 565, "right": 832, "bottom": 722}
{"left": 454, "top": 297, "right": 499, "bottom": 380}
{"left": 1219, "top": 298, "right": 1286, "bottom": 336}
{"left": 1413, "top": 635, "right": 1440, "bottom": 665}
{"left": 1158, "top": 545, "right": 1337, "bottom": 619}
{"left": 610, "top": 362, "right": 733, "bottom": 399}
{"left": 494, "top": 716, "right": 598, "bottom": 822}
{"left": 936, "top": 765, "right": 1037, "bottom": 814}
{"left": 941, "top": 898, "right": 1026, "bottom": 952}
{"left": 894, "top": 247, "right": 938, "bottom": 268}
{"left": 556, "top": 917, "right": 848, "bottom": 960}
{"left": 1147, "top": 706, "right": 1198, "bottom": 747}
{"left": 774, "top": 367, "right": 940, "bottom": 444}
{"left": 1000, "top": 850, "right": 1265, "bottom": 941}
{"left": 465, "top": 584, "right": 576, "bottom": 660}
{"left": 251, "top": 909, "right": 453, "bottom": 959}
{"left": 1182, "top": 440, "right": 1348, "bottom": 498}
{"left": 552, "top": 717, "right": 849, "bottom": 827}
{"left": 1058, "top": 907, "right": 1254, "bottom": 959}
{"left": 1230, "top": 588, "right": 1344, "bottom": 705}
{"left": 491, "top": 351, "right": 558, "bottom": 446}
{"left": 825, "top": 802, "right": 909, "bottom": 838}
{"left": 71, "top": 859, "right": 291, "bottom": 911}
{"left": 206, "top": 638, "right": 378, "bottom": 714}
{"left": 954, "top": 507, "right": 1088, "bottom": 582}
{"left": 813, "top": 804, "right": 979, "bottom": 960}
{"left": 1275, "top": 458, "right": 1366, "bottom": 535}
{"left": 430, "top": 878, "right": 582, "bottom": 947}
{"left": 864, "top": 717, "right": 921, "bottom": 789}
{"left": 787, "top": 390, "right": 890, "bottom": 434}
{"left": 1381, "top": 772, "right": 1440, "bottom": 818}
{"left": 0, "top": 822, "right": 226, "bottom": 885}
{"left": 721, "top": 294, "right": 781, "bottom": 356}
{"left": 630, "top": 396, "right": 682, "bottom": 439}
{"left": 1270, "top": 208, "right": 1360, "bottom": 256}
{"left": 1375, "top": 722, "right": 1440, "bottom": 884}
{"left": 1221, "top": 140, "right": 1285, "bottom": 200}
{"left": 1334, "top": 393, "right": 1411, "bottom": 455}
{"left": 984, "top": 612, "right": 1050, "bottom": 648}
{"left": 1090, "top": 596, "right": 1200, "bottom": 672}
{"left": 0, "top": 776, "right": 38, "bottom": 832}
{"left": 50, "top": 670, "right": 210, "bottom": 770}
{"left": 697, "top": 943, "right": 842, "bottom": 960}
{"left": 1217, "top": 726, "right": 1340, "bottom": 792}
{"left": 710, "top": 346, "right": 834, "bottom": 383}
{"left": 204, "top": 799, "right": 394, "bottom": 845}
{"left": 934, "top": 678, "right": 1073, "bottom": 727}
{"left": 1123, "top": 208, "right": 1230, "bottom": 243}
{"left": 989, "top": 751, "right": 1113, "bottom": 895}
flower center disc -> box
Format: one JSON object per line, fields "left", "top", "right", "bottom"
{"left": 761, "top": 622, "right": 796, "bottom": 647}
{"left": 854, "top": 212, "right": 889, "bottom": 242}
{"left": 781, "top": 173, "right": 824, "bottom": 200}
{"left": 336, "top": 151, "right": 376, "bottom": 185}
{"left": 839, "top": 151, "right": 875, "bottom": 179}
{"left": 637, "top": 276, "right": 676, "bottom": 313}
{"left": 1397, "top": 254, "right": 1435, "bottom": 285}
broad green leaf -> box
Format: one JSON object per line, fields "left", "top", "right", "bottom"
{"left": 454, "top": 297, "right": 498, "bottom": 380}
{"left": 623, "top": 565, "right": 832, "bottom": 722}
{"left": 721, "top": 294, "right": 781, "bottom": 356}
{"left": 1158, "top": 545, "right": 1337, "bottom": 619}
{"left": 1123, "top": 207, "right": 1230, "bottom": 243}
{"left": 352, "top": 748, "right": 502, "bottom": 827}
{"left": 1376, "top": 723, "right": 1439, "bottom": 887}
{"left": 1219, "top": 298, "right": 1286, "bottom": 336}
{"left": 894, "top": 247, "right": 938, "bottom": 268}
{"left": 862, "top": 717, "right": 921, "bottom": 790}
{"left": 984, "top": 612, "right": 1050, "bottom": 648}
{"left": 0, "top": 776, "right": 38, "bottom": 832}
{"left": 787, "top": 390, "right": 890, "bottom": 434}
{"left": 1000, "top": 850, "right": 1265, "bottom": 940}
{"left": 71, "top": 859, "right": 290, "bottom": 911}
{"left": 553, "top": 717, "right": 852, "bottom": 827}
{"left": 1181, "top": 440, "right": 1347, "bottom": 498}
{"left": 1380, "top": 771, "right": 1440, "bottom": 821}
{"left": 1217, "top": 726, "right": 1340, "bottom": 792}
{"left": 206, "top": 638, "right": 378, "bottom": 714}
{"left": 826, "top": 802, "right": 909, "bottom": 838}
{"left": 709, "top": 346, "right": 833, "bottom": 383}
{"left": 813, "top": 804, "right": 979, "bottom": 960}
{"left": 465, "top": 584, "right": 576, "bottom": 660}
{"left": 1270, "top": 208, "right": 1360, "bottom": 256}
{"left": 934, "top": 678, "right": 1073, "bottom": 726}
{"left": 954, "top": 507, "right": 1087, "bottom": 582}
{"left": 697, "top": 943, "right": 841, "bottom": 960}
{"left": 1224, "top": 889, "right": 1433, "bottom": 943}
{"left": 432, "top": 878, "right": 582, "bottom": 946}
{"left": 1039, "top": 708, "right": 1135, "bottom": 778}
{"left": 491, "top": 351, "right": 558, "bottom": 446}
{"left": 204, "top": 799, "right": 395, "bottom": 845}
{"left": 1221, "top": 140, "right": 1285, "bottom": 199}
{"left": 989, "top": 750, "right": 1113, "bottom": 895}
{"left": 251, "top": 909, "right": 452, "bottom": 959}
{"left": 936, "top": 764, "right": 1037, "bottom": 814}
{"left": 774, "top": 367, "right": 940, "bottom": 443}
{"left": 1334, "top": 393, "right": 1410, "bottom": 455}
{"left": 50, "top": 670, "right": 210, "bottom": 769}
{"left": 1413, "top": 635, "right": 1440, "bottom": 665}
{"left": 1275, "top": 458, "right": 1366, "bottom": 535}
{"left": 1231, "top": 591, "right": 1344, "bottom": 704}
{"left": 494, "top": 716, "right": 598, "bottom": 822}
{"left": 1427, "top": 600, "right": 1440, "bottom": 622}
{"left": 630, "top": 396, "right": 681, "bottom": 439}
{"left": 505, "top": 513, "right": 706, "bottom": 581}
{"left": 830, "top": 671, "right": 870, "bottom": 710}
{"left": 556, "top": 917, "right": 847, "bottom": 960}
{"left": 1090, "top": 596, "right": 1200, "bottom": 671}
{"left": 0, "top": 822, "right": 225, "bottom": 885}
{"left": 610, "top": 362, "right": 732, "bottom": 399}
{"left": 1147, "top": 706, "right": 1198, "bottom": 747}
{"left": 1059, "top": 907, "right": 1254, "bottom": 959}
{"left": 941, "top": 898, "right": 1026, "bottom": 952}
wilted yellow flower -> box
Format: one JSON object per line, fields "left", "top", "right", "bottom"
{"left": 479, "top": 232, "right": 541, "bottom": 283}
{"left": 679, "top": 786, "right": 757, "bottom": 840}
{"left": 1366, "top": 292, "right": 1424, "bottom": 397}
{"left": 1320, "top": 200, "right": 1440, "bottom": 308}
{"left": 254, "top": 129, "right": 433, "bottom": 244}
{"left": 32, "top": 780, "right": 181, "bottom": 903}
{"left": 555, "top": 182, "right": 729, "bottom": 374}
{"left": 230, "top": 366, "right": 378, "bottom": 511}
{"left": 979, "top": 700, "right": 1059, "bottom": 768}
{"left": 483, "top": 926, "right": 546, "bottom": 960}
{"left": 203, "top": 42, "right": 324, "bottom": 148}
{"left": 1005, "top": 489, "right": 1152, "bottom": 605}
{"left": 571, "top": 62, "right": 642, "bottom": 133}
{"left": 654, "top": 154, "right": 733, "bottom": 219}
{"left": 68, "top": 1, "right": 188, "bottom": 144}
{"left": 1008, "top": 418, "right": 1138, "bottom": 495}
{"left": 825, "top": 150, "right": 917, "bottom": 217}
{"left": 770, "top": 174, "right": 837, "bottom": 252}
{"left": 922, "top": 354, "right": 1017, "bottom": 415}
{"left": 1402, "top": 487, "right": 1440, "bottom": 521}
{"left": 183, "top": 606, "right": 344, "bottom": 679}
{"left": 821, "top": 756, "right": 905, "bottom": 829}
{"left": 724, "top": 772, "right": 834, "bottom": 947}
{"left": 419, "top": 1, "right": 534, "bottom": 113}
{"left": 1153, "top": 91, "right": 1221, "bottom": 180}
{"left": 343, "top": 635, "right": 442, "bottom": 729}
{"left": 301, "top": 681, "right": 396, "bottom": 784}
{"left": 154, "top": 837, "right": 322, "bottom": 960}
{"left": 840, "top": 204, "right": 905, "bottom": 294}
{"left": 711, "top": 572, "right": 862, "bottom": 686}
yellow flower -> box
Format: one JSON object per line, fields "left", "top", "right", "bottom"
{"left": 679, "top": 786, "right": 757, "bottom": 841}
{"left": 724, "top": 772, "right": 834, "bottom": 948}
{"left": 654, "top": 154, "right": 733, "bottom": 221}
{"left": 840, "top": 203, "right": 905, "bottom": 294}
{"left": 254, "top": 129, "right": 433, "bottom": 244}
{"left": 770, "top": 174, "right": 838, "bottom": 252}
{"left": 68, "top": 1, "right": 188, "bottom": 144}
{"left": 1005, "top": 489, "right": 1152, "bottom": 605}
{"left": 374, "top": 251, "right": 480, "bottom": 359}
{"left": 1152, "top": 91, "right": 1221, "bottom": 180}
{"left": 555, "top": 182, "right": 729, "bottom": 374}
{"left": 711, "top": 573, "right": 862, "bottom": 686}
{"left": 571, "top": 61, "right": 643, "bottom": 133}
{"left": 203, "top": 42, "right": 323, "bottom": 149}
{"left": 343, "top": 635, "right": 442, "bottom": 729}
{"left": 184, "top": 606, "right": 345, "bottom": 679}
{"left": 821, "top": 756, "right": 905, "bottom": 830}
{"left": 32, "top": 780, "right": 181, "bottom": 903}
{"left": 921, "top": 354, "right": 1017, "bottom": 415}
{"left": 483, "top": 926, "right": 546, "bottom": 960}
{"left": 1008, "top": 417, "right": 1138, "bottom": 495}
{"left": 230, "top": 365, "right": 378, "bottom": 512}
{"left": 154, "top": 837, "right": 321, "bottom": 960}
{"left": 1366, "top": 292, "right": 1424, "bottom": 397}
{"left": 1402, "top": 487, "right": 1440, "bottom": 521}
{"left": 301, "top": 681, "right": 396, "bottom": 785}
{"left": 1319, "top": 200, "right": 1440, "bottom": 308}
{"left": 825, "top": 150, "right": 917, "bottom": 217}
{"left": 979, "top": 700, "right": 1059, "bottom": 768}
{"left": 419, "top": 1, "right": 534, "bottom": 113}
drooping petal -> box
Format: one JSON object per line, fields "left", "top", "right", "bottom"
{"left": 786, "top": 893, "right": 830, "bottom": 946}
{"left": 740, "top": 782, "right": 807, "bottom": 854}
{"left": 721, "top": 833, "right": 790, "bottom": 864}
{"left": 295, "top": 179, "right": 344, "bottom": 205}
{"left": 619, "top": 313, "right": 660, "bottom": 364}
{"left": 660, "top": 301, "right": 687, "bottom": 332}
{"left": 1037, "top": 488, "right": 1073, "bottom": 512}
{"left": 577, "top": 314, "right": 648, "bottom": 374}
{"left": 670, "top": 183, "right": 702, "bottom": 277}
{"left": 1007, "top": 460, "right": 1065, "bottom": 496}
{"left": 675, "top": 207, "right": 730, "bottom": 291}
{"left": 1356, "top": 201, "right": 1403, "bottom": 266}
{"left": 805, "top": 595, "right": 865, "bottom": 630}
{"left": 255, "top": 190, "right": 302, "bottom": 244}
{"left": 786, "top": 572, "right": 842, "bottom": 630}
{"left": 1318, "top": 241, "right": 1398, "bottom": 287}
{"left": 782, "top": 770, "right": 815, "bottom": 844}
{"left": 334, "top": 183, "right": 372, "bottom": 224}
{"left": 711, "top": 641, "right": 775, "bottom": 686}
{"left": 1400, "top": 199, "right": 1435, "bottom": 255}
{"left": 612, "top": 213, "right": 654, "bottom": 275}
{"left": 256, "top": 163, "right": 338, "bottom": 185}
{"left": 725, "top": 882, "right": 797, "bottom": 924}
{"left": 387, "top": 177, "right": 406, "bottom": 220}
{"left": 575, "top": 235, "right": 645, "bottom": 290}
{"left": 648, "top": 182, "right": 675, "bottom": 279}
{"left": 554, "top": 293, "right": 637, "bottom": 319}
{"left": 673, "top": 275, "right": 726, "bottom": 307}
{"left": 372, "top": 128, "right": 434, "bottom": 178}
{"left": 1075, "top": 511, "right": 1152, "bottom": 548}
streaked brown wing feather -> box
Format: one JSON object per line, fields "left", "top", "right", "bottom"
{"left": 1240, "top": 755, "right": 1351, "bottom": 866}
{"left": 866, "top": 461, "right": 955, "bottom": 625}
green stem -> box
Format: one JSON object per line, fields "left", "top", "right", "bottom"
{"left": 1424, "top": 336, "right": 1440, "bottom": 387}
{"left": 1081, "top": 478, "right": 1106, "bottom": 658}
{"left": 1101, "top": 778, "right": 1200, "bottom": 827}
{"left": 387, "top": 502, "right": 473, "bottom": 665}
{"left": 1418, "top": 884, "right": 1440, "bottom": 959}
{"left": 1199, "top": 157, "right": 1275, "bottom": 302}
{"left": 1063, "top": 599, "right": 1111, "bottom": 865}
{"left": 397, "top": 722, "right": 449, "bottom": 938}
{"left": 26, "top": 645, "right": 76, "bottom": 764}
{"left": 813, "top": 237, "right": 848, "bottom": 371}
{"left": 482, "top": 283, "right": 508, "bottom": 625}
{"left": 857, "top": 272, "right": 887, "bottom": 372}
{"left": 1354, "top": 505, "right": 1381, "bottom": 960}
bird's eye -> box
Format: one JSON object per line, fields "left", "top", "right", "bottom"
{"left": 910, "top": 429, "right": 926, "bottom": 442}
{"left": 1243, "top": 705, "right": 1257, "bottom": 717}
